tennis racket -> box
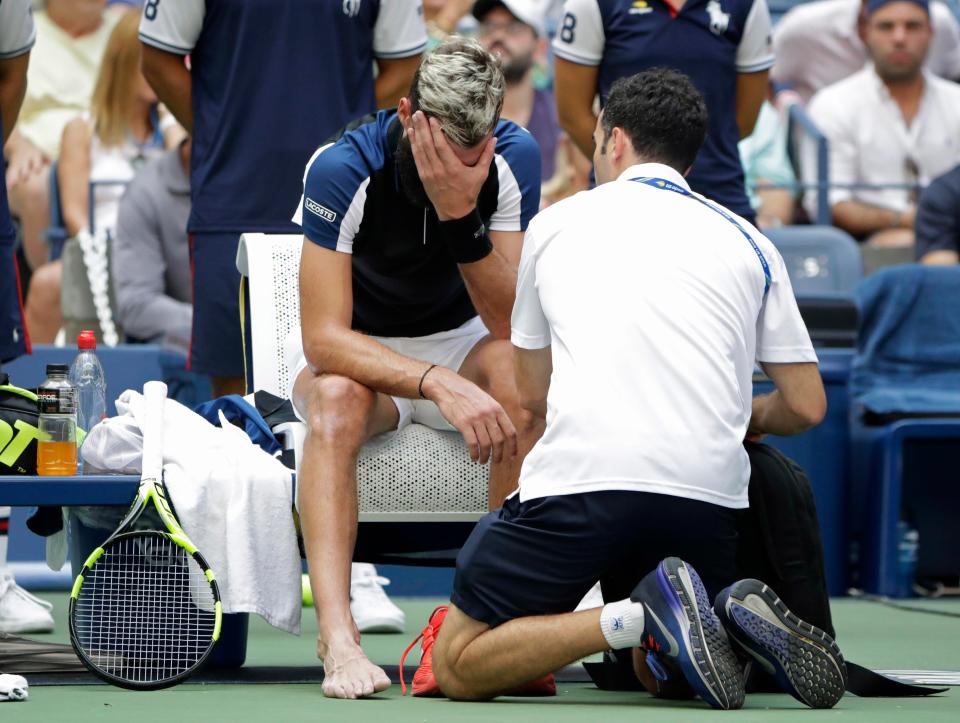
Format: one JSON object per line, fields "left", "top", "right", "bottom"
{"left": 68, "top": 381, "right": 222, "bottom": 690}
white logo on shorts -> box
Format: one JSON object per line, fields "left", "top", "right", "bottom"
{"left": 343, "top": 0, "right": 362, "bottom": 18}
{"left": 305, "top": 198, "right": 337, "bottom": 223}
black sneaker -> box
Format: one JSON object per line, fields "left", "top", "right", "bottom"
{"left": 631, "top": 557, "right": 745, "bottom": 709}
{"left": 714, "top": 579, "right": 846, "bottom": 709}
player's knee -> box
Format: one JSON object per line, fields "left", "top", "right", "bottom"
{"left": 432, "top": 641, "right": 489, "bottom": 702}
{"left": 304, "top": 375, "right": 375, "bottom": 446}
{"left": 26, "top": 261, "right": 62, "bottom": 308}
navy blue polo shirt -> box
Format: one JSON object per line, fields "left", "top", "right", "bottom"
{"left": 139, "top": 0, "right": 426, "bottom": 234}
{"left": 293, "top": 110, "right": 541, "bottom": 338}
{"left": 554, "top": 0, "right": 774, "bottom": 219}
{"left": 916, "top": 165, "right": 960, "bottom": 261}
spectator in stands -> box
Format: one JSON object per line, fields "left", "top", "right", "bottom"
{"left": 739, "top": 100, "right": 797, "bottom": 229}
{"left": 113, "top": 138, "right": 191, "bottom": 353}
{"left": 553, "top": 0, "right": 775, "bottom": 225}
{"left": 4, "top": 0, "right": 119, "bottom": 274}
{"left": 139, "top": 1, "right": 425, "bottom": 400}
{"left": 916, "top": 164, "right": 960, "bottom": 264}
{"left": 289, "top": 39, "right": 541, "bottom": 698}
{"left": 772, "top": 0, "right": 960, "bottom": 103}
{"left": 24, "top": 12, "right": 181, "bottom": 344}
{"left": 803, "top": 0, "right": 960, "bottom": 247}
{"left": 0, "top": 0, "right": 55, "bottom": 636}
{"left": 474, "top": 0, "right": 560, "bottom": 183}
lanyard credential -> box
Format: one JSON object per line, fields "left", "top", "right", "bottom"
{"left": 630, "top": 177, "right": 771, "bottom": 296}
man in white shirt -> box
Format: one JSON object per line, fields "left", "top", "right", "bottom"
{"left": 803, "top": 0, "right": 960, "bottom": 247}
{"left": 773, "top": 0, "right": 960, "bottom": 102}
{"left": 406, "top": 69, "right": 843, "bottom": 709}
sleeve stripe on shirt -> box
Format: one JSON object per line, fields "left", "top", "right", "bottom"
{"left": 375, "top": 40, "right": 427, "bottom": 59}
{"left": 737, "top": 56, "right": 776, "bottom": 73}
{"left": 552, "top": 46, "right": 602, "bottom": 66}
{"left": 138, "top": 33, "right": 192, "bottom": 55}
{"left": 488, "top": 155, "right": 523, "bottom": 232}
{"left": 335, "top": 178, "right": 371, "bottom": 254}
{"left": 0, "top": 42, "right": 33, "bottom": 59}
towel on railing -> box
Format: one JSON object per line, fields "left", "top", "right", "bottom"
{"left": 850, "top": 264, "right": 960, "bottom": 417}
{"left": 82, "top": 390, "right": 302, "bottom": 634}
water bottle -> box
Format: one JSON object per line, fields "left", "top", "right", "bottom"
{"left": 37, "top": 364, "right": 78, "bottom": 476}
{"left": 895, "top": 521, "right": 919, "bottom": 598}
{"left": 70, "top": 330, "right": 107, "bottom": 472}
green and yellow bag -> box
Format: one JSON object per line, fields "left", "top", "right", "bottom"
{"left": 0, "top": 373, "right": 39, "bottom": 476}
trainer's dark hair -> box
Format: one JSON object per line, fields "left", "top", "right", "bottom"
{"left": 600, "top": 69, "right": 708, "bottom": 174}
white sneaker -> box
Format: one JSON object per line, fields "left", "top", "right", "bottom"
{"left": 0, "top": 571, "right": 55, "bottom": 634}
{"left": 575, "top": 581, "right": 605, "bottom": 611}
{"left": 350, "top": 563, "right": 405, "bottom": 634}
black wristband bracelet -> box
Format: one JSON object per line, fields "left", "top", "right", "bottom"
{"left": 437, "top": 209, "right": 493, "bottom": 264}
{"left": 418, "top": 364, "right": 438, "bottom": 399}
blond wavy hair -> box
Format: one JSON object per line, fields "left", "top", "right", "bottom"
{"left": 90, "top": 12, "right": 147, "bottom": 147}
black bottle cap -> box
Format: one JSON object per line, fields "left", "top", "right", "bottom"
{"left": 46, "top": 363, "right": 69, "bottom": 375}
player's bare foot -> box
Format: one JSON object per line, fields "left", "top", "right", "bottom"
{"left": 319, "top": 639, "right": 391, "bottom": 699}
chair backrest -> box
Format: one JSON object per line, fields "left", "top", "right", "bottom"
{"left": 236, "top": 233, "right": 489, "bottom": 519}
{"left": 764, "top": 225, "right": 863, "bottom": 296}
{"left": 236, "top": 233, "right": 303, "bottom": 397}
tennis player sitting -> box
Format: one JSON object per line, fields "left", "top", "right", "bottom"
{"left": 287, "top": 38, "right": 541, "bottom": 699}
{"left": 412, "top": 69, "right": 847, "bottom": 709}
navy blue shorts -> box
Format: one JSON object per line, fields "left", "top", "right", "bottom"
{"left": 452, "top": 491, "right": 739, "bottom": 628}
{"left": 189, "top": 232, "right": 245, "bottom": 377}
{"left": 0, "top": 242, "right": 28, "bottom": 363}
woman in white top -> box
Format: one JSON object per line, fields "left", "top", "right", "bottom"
{"left": 25, "top": 11, "right": 183, "bottom": 343}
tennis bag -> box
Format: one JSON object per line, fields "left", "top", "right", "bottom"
{"left": 0, "top": 374, "right": 39, "bottom": 475}
{"left": 585, "top": 442, "right": 943, "bottom": 697}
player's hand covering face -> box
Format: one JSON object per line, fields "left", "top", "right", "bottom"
{"left": 406, "top": 111, "right": 497, "bottom": 221}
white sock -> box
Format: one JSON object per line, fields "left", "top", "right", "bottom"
{"left": 599, "top": 598, "right": 646, "bottom": 650}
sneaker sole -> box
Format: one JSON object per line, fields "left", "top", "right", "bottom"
{"left": 717, "top": 579, "right": 846, "bottom": 709}
{"left": 656, "top": 558, "right": 745, "bottom": 710}
{"left": 355, "top": 617, "right": 405, "bottom": 634}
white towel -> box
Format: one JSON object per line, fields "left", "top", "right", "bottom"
{"left": 0, "top": 674, "right": 28, "bottom": 702}
{"left": 81, "top": 390, "right": 302, "bottom": 635}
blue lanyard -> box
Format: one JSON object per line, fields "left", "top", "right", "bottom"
{"left": 630, "top": 177, "right": 771, "bottom": 296}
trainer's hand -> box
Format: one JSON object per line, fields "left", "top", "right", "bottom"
{"left": 407, "top": 111, "right": 496, "bottom": 221}
{"left": 421, "top": 365, "right": 517, "bottom": 464}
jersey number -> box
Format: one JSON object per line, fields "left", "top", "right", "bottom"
{"left": 560, "top": 12, "right": 577, "bottom": 43}
{"left": 144, "top": 0, "right": 161, "bottom": 21}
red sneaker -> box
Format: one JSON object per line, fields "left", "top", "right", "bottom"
{"left": 399, "top": 605, "right": 447, "bottom": 696}
{"left": 399, "top": 605, "right": 557, "bottom": 697}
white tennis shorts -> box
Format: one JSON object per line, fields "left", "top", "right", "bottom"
{"left": 284, "top": 315, "right": 490, "bottom": 432}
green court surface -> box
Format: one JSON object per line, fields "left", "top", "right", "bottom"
{"left": 4, "top": 595, "right": 959, "bottom": 722}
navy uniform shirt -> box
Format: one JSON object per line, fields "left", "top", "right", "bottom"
{"left": 293, "top": 110, "right": 541, "bottom": 338}
{"left": 554, "top": 0, "right": 774, "bottom": 219}
{"left": 139, "top": 0, "right": 426, "bottom": 234}
{"left": 0, "top": 0, "right": 36, "bottom": 360}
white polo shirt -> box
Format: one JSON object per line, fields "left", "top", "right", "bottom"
{"left": 802, "top": 66, "right": 960, "bottom": 217}
{"left": 772, "top": 0, "right": 960, "bottom": 102}
{"left": 511, "top": 163, "right": 817, "bottom": 509}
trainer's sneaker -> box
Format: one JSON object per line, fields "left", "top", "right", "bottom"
{"left": 631, "top": 557, "right": 745, "bottom": 710}
{"left": 399, "top": 605, "right": 447, "bottom": 696}
{"left": 714, "top": 579, "right": 846, "bottom": 709}
{"left": 398, "top": 605, "right": 557, "bottom": 697}
{"left": 0, "top": 571, "right": 54, "bottom": 634}
{"left": 350, "top": 563, "right": 405, "bottom": 634}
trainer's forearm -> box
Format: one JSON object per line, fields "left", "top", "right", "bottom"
{"left": 303, "top": 325, "right": 437, "bottom": 399}
{"left": 749, "top": 391, "right": 820, "bottom": 436}
{"left": 459, "top": 249, "right": 516, "bottom": 340}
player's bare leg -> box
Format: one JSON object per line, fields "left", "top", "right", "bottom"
{"left": 293, "top": 370, "right": 399, "bottom": 699}
{"left": 459, "top": 338, "right": 545, "bottom": 508}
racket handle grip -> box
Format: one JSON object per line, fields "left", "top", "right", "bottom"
{"left": 141, "top": 381, "right": 169, "bottom": 478}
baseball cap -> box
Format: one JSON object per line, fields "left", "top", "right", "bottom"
{"left": 473, "top": 0, "right": 547, "bottom": 38}
{"left": 865, "top": 0, "right": 929, "bottom": 15}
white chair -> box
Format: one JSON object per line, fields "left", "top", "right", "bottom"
{"left": 236, "top": 234, "right": 488, "bottom": 559}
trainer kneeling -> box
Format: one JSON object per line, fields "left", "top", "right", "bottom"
{"left": 421, "top": 69, "right": 846, "bottom": 710}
